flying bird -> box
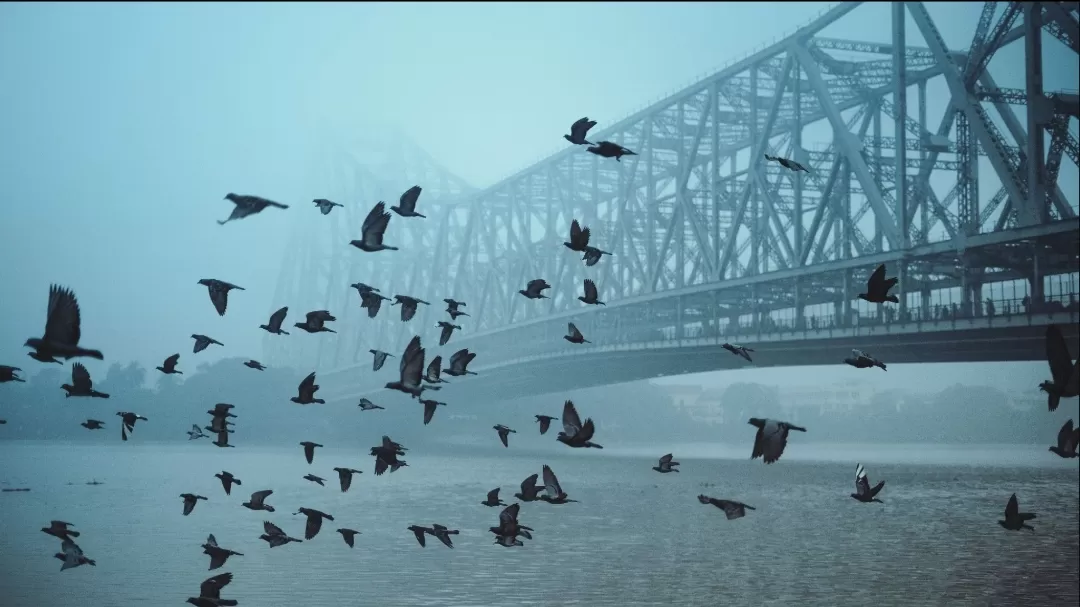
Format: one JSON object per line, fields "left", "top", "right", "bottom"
{"left": 371, "top": 435, "right": 409, "bottom": 476}
{"left": 539, "top": 465, "right": 577, "bottom": 504}
{"left": 391, "top": 185, "right": 426, "bottom": 218}
{"left": 24, "top": 285, "right": 104, "bottom": 361}
{"left": 188, "top": 424, "right": 208, "bottom": 440}
{"left": 489, "top": 503, "right": 533, "bottom": 545}
{"left": 360, "top": 290, "right": 391, "bottom": 318}
{"left": 764, "top": 153, "right": 810, "bottom": 173}
{"left": 208, "top": 403, "right": 237, "bottom": 419}
{"left": 582, "top": 246, "right": 612, "bottom": 266}
{"left": 851, "top": 463, "right": 886, "bottom": 503}
{"left": 291, "top": 372, "right": 325, "bottom": 405}
{"left": 748, "top": 417, "right": 806, "bottom": 464}
{"left": 191, "top": 334, "right": 223, "bottom": 354}
{"left": 1049, "top": 419, "right": 1079, "bottom": 458}
{"left": 0, "top": 365, "right": 25, "bottom": 383}
{"left": 337, "top": 528, "right": 361, "bottom": 548}
{"left": 215, "top": 471, "right": 241, "bottom": 496}
{"left": 482, "top": 488, "right": 506, "bottom": 507}
{"left": 556, "top": 400, "right": 603, "bottom": 449}
{"left": 519, "top": 279, "right": 551, "bottom": 299}
{"left": 429, "top": 524, "right": 459, "bottom": 548}
{"left": 243, "top": 360, "right": 266, "bottom": 371}
{"left": 180, "top": 493, "right": 208, "bottom": 516}
{"left": 844, "top": 348, "right": 887, "bottom": 371}
{"left": 156, "top": 353, "right": 183, "bottom": 374}
{"left": 494, "top": 424, "right": 516, "bottom": 447}
{"left": 535, "top": 415, "right": 558, "bottom": 435}
{"left": 437, "top": 321, "right": 461, "bottom": 346}
{"left": 201, "top": 534, "right": 243, "bottom": 571}
{"left": 722, "top": 343, "right": 754, "bottom": 363}
{"left": 564, "top": 117, "right": 597, "bottom": 145}
{"left": 218, "top": 192, "right": 289, "bottom": 225}
{"left": 407, "top": 525, "right": 433, "bottom": 547}
{"left": 197, "top": 279, "right": 244, "bottom": 316}
{"left": 393, "top": 295, "right": 430, "bottom": 322}
{"left": 333, "top": 467, "right": 363, "bottom": 493}
{"left": 260, "top": 306, "right": 290, "bottom": 335}
{"left": 116, "top": 411, "right": 148, "bottom": 441}
{"left": 370, "top": 349, "right": 394, "bottom": 371}
{"left": 443, "top": 348, "right": 477, "bottom": 377}
{"left": 514, "top": 473, "right": 546, "bottom": 502}
{"left": 586, "top": 140, "right": 637, "bottom": 161}
{"left": 578, "top": 279, "right": 604, "bottom": 306}
{"left": 653, "top": 453, "right": 680, "bottom": 473}
{"left": 294, "top": 310, "right": 337, "bottom": 333}
{"left": 54, "top": 538, "right": 96, "bottom": 571}
{"left": 423, "top": 356, "right": 449, "bottom": 385}
{"left": 386, "top": 336, "right": 425, "bottom": 398}
{"left": 421, "top": 399, "right": 447, "bottom": 425}
{"left": 242, "top": 490, "right": 276, "bottom": 512}
{"left": 81, "top": 419, "right": 105, "bottom": 430}
{"left": 564, "top": 220, "right": 591, "bottom": 252}
{"left": 564, "top": 322, "right": 589, "bottom": 344}
{"left": 351, "top": 282, "right": 379, "bottom": 295}
{"left": 299, "top": 441, "right": 322, "bottom": 464}
{"left": 350, "top": 201, "right": 398, "bottom": 252}
{"left": 358, "top": 398, "right": 385, "bottom": 411}
{"left": 303, "top": 474, "right": 326, "bottom": 486}
{"left": 212, "top": 431, "right": 235, "bottom": 449}
{"left": 259, "top": 520, "right": 302, "bottom": 547}
{"left": 697, "top": 495, "right": 755, "bottom": 520}
{"left": 61, "top": 363, "right": 109, "bottom": 398}
{"left": 444, "top": 298, "right": 467, "bottom": 316}
{"left": 294, "top": 507, "right": 335, "bottom": 540}
{"left": 998, "top": 494, "right": 1036, "bottom": 531}
{"left": 313, "top": 198, "right": 343, "bottom": 215}
{"left": 41, "top": 520, "right": 80, "bottom": 541}
{"left": 858, "top": 264, "right": 900, "bottom": 304}
{"left": 1040, "top": 324, "right": 1080, "bottom": 412}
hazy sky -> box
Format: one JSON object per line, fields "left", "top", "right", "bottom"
{"left": 0, "top": 2, "right": 1075, "bottom": 388}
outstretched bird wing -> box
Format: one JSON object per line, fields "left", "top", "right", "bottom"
{"left": 263, "top": 520, "right": 285, "bottom": 536}
{"left": 542, "top": 465, "right": 563, "bottom": 497}
{"left": 298, "top": 372, "right": 317, "bottom": 397}
{"left": 866, "top": 264, "right": 887, "bottom": 291}
{"left": 399, "top": 186, "right": 422, "bottom": 213}
{"left": 268, "top": 306, "right": 288, "bottom": 330}
{"left": 72, "top": 363, "right": 92, "bottom": 391}
{"left": 1059, "top": 419, "right": 1076, "bottom": 449}
{"left": 200, "top": 572, "right": 233, "bottom": 599}
{"left": 568, "top": 323, "right": 583, "bottom": 340}
{"left": 361, "top": 202, "right": 392, "bottom": 247}
{"left": 43, "top": 285, "right": 83, "bottom": 347}
{"left": 583, "top": 279, "right": 598, "bottom": 301}
{"left": 562, "top": 400, "right": 583, "bottom": 434}
{"left": 854, "top": 463, "right": 870, "bottom": 497}
{"left": 1046, "top": 325, "right": 1075, "bottom": 387}
{"left": 401, "top": 337, "right": 426, "bottom": 386}
{"left": 1004, "top": 493, "right": 1019, "bottom": 519}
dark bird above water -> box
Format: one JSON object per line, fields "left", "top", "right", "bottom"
{"left": 858, "top": 264, "right": 899, "bottom": 304}
{"left": 299, "top": 441, "right": 322, "bottom": 464}
{"left": 370, "top": 349, "right": 394, "bottom": 372}
{"left": 81, "top": 419, "right": 105, "bottom": 430}
{"left": 482, "top": 488, "right": 506, "bottom": 507}
{"left": 358, "top": 398, "right": 385, "bottom": 411}
{"left": 437, "top": 321, "right": 461, "bottom": 346}
{"left": 350, "top": 201, "right": 398, "bottom": 252}
{"left": 494, "top": 424, "right": 516, "bottom": 447}
{"left": 303, "top": 474, "right": 326, "bottom": 486}
{"left": 55, "top": 538, "right": 96, "bottom": 571}
{"left": 295, "top": 310, "right": 336, "bottom": 333}
{"left": 722, "top": 343, "right": 754, "bottom": 362}
{"left": 260, "top": 520, "right": 302, "bottom": 547}
{"left": 515, "top": 473, "right": 546, "bottom": 502}
{"left": 213, "top": 430, "right": 235, "bottom": 448}
{"left": 444, "top": 348, "right": 477, "bottom": 377}
{"left": 582, "top": 246, "right": 611, "bottom": 267}
{"left": 407, "top": 525, "right": 432, "bottom": 547}
{"left": 292, "top": 372, "right": 325, "bottom": 405}
{"left": 191, "top": 334, "right": 223, "bottom": 354}
{"left": 557, "top": 400, "right": 603, "bottom": 449}
{"left": 197, "top": 279, "right": 244, "bottom": 317}
{"left": 0, "top": 365, "right": 25, "bottom": 383}
{"left": 360, "top": 290, "right": 391, "bottom": 318}
{"left": 564, "top": 117, "right": 597, "bottom": 145}
{"left": 116, "top": 411, "right": 148, "bottom": 441}
{"left": 539, "top": 465, "right": 577, "bottom": 504}
{"left": 156, "top": 353, "right": 183, "bottom": 374}
{"left": 748, "top": 417, "right": 806, "bottom": 464}
{"left": 188, "top": 424, "right": 208, "bottom": 440}
{"left": 1049, "top": 419, "right": 1079, "bottom": 458}
{"left": 535, "top": 415, "right": 558, "bottom": 435}
{"left": 519, "top": 279, "right": 551, "bottom": 299}
{"left": 393, "top": 295, "right": 430, "bottom": 322}
{"left": 999, "top": 493, "right": 1036, "bottom": 531}
{"left": 586, "top": 140, "right": 637, "bottom": 161}
{"left": 25, "top": 285, "right": 104, "bottom": 362}
{"left": 61, "top": 363, "right": 109, "bottom": 398}
{"left": 697, "top": 495, "right": 755, "bottom": 520}
{"left": 371, "top": 439, "right": 408, "bottom": 476}
{"left": 333, "top": 467, "right": 363, "bottom": 493}
{"left": 423, "top": 355, "right": 449, "bottom": 385}
{"left": 242, "top": 490, "right": 275, "bottom": 512}
{"left": 490, "top": 503, "right": 533, "bottom": 546}
{"left": 42, "top": 520, "right": 79, "bottom": 541}
{"left": 851, "top": 463, "right": 885, "bottom": 503}
{"left": 1041, "top": 324, "right": 1079, "bottom": 412}
{"left": 243, "top": 360, "right": 266, "bottom": 371}
{"left": 429, "top": 524, "right": 459, "bottom": 548}
{"left": 387, "top": 336, "right": 425, "bottom": 398}
{"left": 201, "top": 534, "right": 243, "bottom": 571}
{"left": 578, "top": 279, "right": 604, "bottom": 306}
{"left": 313, "top": 198, "right": 343, "bottom": 215}
{"left": 337, "top": 528, "right": 361, "bottom": 548}
{"left": 421, "top": 399, "right": 446, "bottom": 425}
{"left": 208, "top": 403, "right": 236, "bottom": 419}
{"left": 564, "top": 322, "right": 590, "bottom": 345}
{"left": 844, "top": 348, "right": 887, "bottom": 371}
{"left": 294, "top": 507, "right": 335, "bottom": 540}
{"left": 764, "top": 153, "right": 809, "bottom": 173}
{"left": 653, "top": 453, "right": 680, "bottom": 473}
{"left": 218, "top": 192, "right": 289, "bottom": 225}
{"left": 260, "top": 306, "right": 290, "bottom": 335}
{"left": 564, "top": 219, "right": 591, "bottom": 252}
{"left": 215, "top": 471, "right": 241, "bottom": 495}
{"left": 186, "top": 572, "right": 238, "bottom": 607}
{"left": 181, "top": 493, "right": 208, "bottom": 516}
{"left": 392, "top": 185, "right": 426, "bottom": 218}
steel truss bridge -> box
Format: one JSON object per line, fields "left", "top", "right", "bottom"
{"left": 267, "top": 1, "right": 1080, "bottom": 403}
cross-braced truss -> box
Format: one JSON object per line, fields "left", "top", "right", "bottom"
{"left": 273, "top": 1, "right": 1080, "bottom": 378}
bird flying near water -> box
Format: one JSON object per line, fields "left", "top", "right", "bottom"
{"left": 851, "top": 463, "right": 885, "bottom": 503}
{"left": 748, "top": 417, "right": 806, "bottom": 464}
{"left": 218, "top": 193, "right": 288, "bottom": 225}
{"left": 61, "top": 363, "right": 109, "bottom": 398}
{"left": 1040, "top": 324, "right": 1079, "bottom": 412}
{"left": 25, "top": 285, "right": 104, "bottom": 362}
{"left": 858, "top": 264, "right": 899, "bottom": 304}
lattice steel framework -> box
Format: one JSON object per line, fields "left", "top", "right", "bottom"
{"left": 272, "top": 1, "right": 1080, "bottom": 377}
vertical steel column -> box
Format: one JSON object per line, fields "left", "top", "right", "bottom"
{"left": 749, "top": 67, "right": 759, "bottom": 277}
{"left": 917, "top": 81, "right": 928, "bottom": 245}
{"left": 793, "top": 62, "right": 805, "bottom": 328}
{"left": 711, "top": 81, "right": 722, "bottom": 274}
{"left": 1024, "top": 2, "right": 1047, "bottom": 226}
{"left": 676, "top": 102, "right": 686, "bottom": 289}
{"left": 646, "top": 117, "right": 656, "bottom": 290}
{"left": 893, "top": 2, "right": 909, "bottom": 321}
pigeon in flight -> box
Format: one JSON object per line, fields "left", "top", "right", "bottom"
{"left": 208, "top": 403, "right": 237, "bottom": 419}
{"left": 429, "top": 524, "right": 459, "bottom": 548}
{"left": 407, "top": 525, "right": 433, "bottom": 547}
{"left": 421, "top": 399, "right": 447, "bottom": 425}
{"left": 722, "top": 343, "right": 754, "bottom": 363}
{"left": 998, "top": 493, "right": 1036, "bottom": 531}
{"left": 371, "top": 435, "right": 409, "bottom": 476}
{"left": 303, "top": 474, "right": 326, "bottom": 486}
{"left": 437, "top": 321, "right": 461, "bottom": 346}
{"left": 242, "top": 490, "right": 276, "bottom": 512}
{"left": 858, "top": 264, "right": 899, "bottom": 304}
{"left": 61, "top": 363, "right": 109, "bottom": 398}
{"left": 259, "top": 520, "right": 302, "bottom": 547}
{"left": 350, "top": 201, "right": 399, "bottom": 252}
{"left": 564, "top": 117, "right": 597, "bottom": 145}
{"left": 360, "top": 290, "right": 392, "bottom": 318}
{"left": 313, "top": 198, "right": 343, "bottom": 215}
{"left": 214, "top": 471, "right": 241, "bottom": 495}
{"left": 358, "top": 398, "right": 385, "bottom": 411}
{"left": 260, "top": 306, "right": 290, "bottom": 335}
{"left": 443, "top": 348, "right": 477, "bottom": 377}
{"left": 556, "top": 400, "right": 603, "bottom": 448}
{"left": 653, "top": 453, "right": 680, "bottom": 473}
{"left": 299, "top": 441, "right": 322, "bottom": 464}
{"left": 494, "top": 424, "right": 516, "bottom": 448}
{"left": 535, "top": 414, "right": 558, "bottom": 435}
{"left": 333, "top": 467, "right": 363, "bottom": 493}
{"left": 564, "top": 322, "right": 589, "bottom": 345}
{"left": 490, "top": 503, "right": 533, "bottom": 547}
{"left": 391, "top": 185, "right": 426, "bottom": 218}
{"left": 519, "top": 279, "right": 551, "bottom": 299}
{"left": 514, "top": 473, "right": 546, "bottom": 502}
{"left": 539, "top": 465, "right": 577, "bottom": 504}
{"left": 24, "top": 285, "right": 104, "bottom": 361}
{"left": 188, "top": 424, "right": 208, "bottom": 440}
{"left": 370, "top": 349, "right": 394, "bottom": 371}
{"left": 393, "top": 295, "right": 430, "bottom": 322}
{"left": 243, "top": 360, "right": 266, "bottom": 371}
{"left": 1049, "top": 419, "right": 1079, "bottom": 458}
{"left": 851, "top": 463, "right": 886, "bottom": 503}
{"left": 386, "top": 336, "right": 425, "bottom": 398}
{"left": 564, "top": 220, "right": 591, "bottom": 252}
{"left": 423, "top": 356, "right": 449, "bottom": 385}
{"left": 582, "top": 245, "right": 611, "bottom": 267}
{"left": 41, "top": 520, "right": 80, "bottom": 541}
{"left": 81, "top": 419, "right": 105, "bottom": 430}
{"left": 191, "top": 334, "right": 223, "bottom": 354}
{"left": 180, "top": 493, "right": 208, "bottom": 516}
{"left": 444, "top": 298, "right": 468, "bottom": 320}
{"left": 337, "top": 528, "right": 361, "bottom": 548}
{"left": 578, "top": 279, "right": 604, "bottom": 306}
{"left": 294, "top": 310, "right": 337, "bottom": 333}
{"left": 218, "top": 193, "right": 289, "bottom": 225}
{"left": 586, "top": 140, "right": 637, "bottom": 161}
{"left": 351, "top": 282, "right": 379, "bottom": 295}
{"left": 156, "top": 353, "right": 183, "bottom": 374}
{"left": 116, "top": 411, "right": 148, "bottom": 441}
{"left": 844, "top": 349, "right": 887, "bottom": 371}
{"left": 294, "top": 507, "right": 335, "bottom": 540}
{"left": 748, "top": 418, "right": 806, "bottom": 464}
{"left": 482, "top": 488, "right": 506, "bottom": 507}
{"left": 764, "top": 153, "right": 810, "bottom": 173}
{"left": 201, "top": 534, "right": 243, "bottom": 571}
{"left": 1040, "top": 324, "right": 1079, "bottom": 412}
{"left": 197, "top": 279, "right": 244, "bottom": 317}
{"left": 0, "top": 365, "right": 25, "bottom": 383}
{"left": 54, "top": 538, "right": 96, "bottom": 571}
{"left": 212, "top": 430, "right": 234, "bottom": 448}
{"left": 292, "top": 372, "right": 326, "bottom": 405}
{"left": 697, "top": 495, "right": 755, "bottom": 520}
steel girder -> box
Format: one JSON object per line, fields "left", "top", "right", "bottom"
{"left": 281, "top": 2, "right": 1079, "bottom": 377}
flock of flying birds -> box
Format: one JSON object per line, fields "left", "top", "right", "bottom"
{"left": 2, "top": 116, "right": 1079, "bottom": 605}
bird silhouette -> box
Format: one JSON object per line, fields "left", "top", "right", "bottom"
{"left": 443, "top": 348, "right": 477, "bottom": 377}
{"left": 313, "top": 198, "right": 343, "bottom": 215}
{"left": 116, "top": 411, "right": 148, "bottom": 441}
{"left": 358, "top": 398, "right": 385, "bottom": 411}
{"left": 333, "top": 467, "right": 363, "bottom": 492}
{"left": 81, "top": 419, "right": 105, "bottom": 431}
{"left": 535, "top": 414, "right": 558, "bottom": 435}
{"left": 519, "top": 279, "right": 551, "bottom": 299}
{"left": 423, "top": 356, "right": 450, "bottom": 385}
{"left": 697, "top": 495, "right": 755, "bottom": 519}
{"left": 218, "top": 192, "right": 289, "bottom": 225}
{"left": 722, "top": 343, "right": 754, "bottom": 363}
{"left": 191, "top": 334, "right": 223, "bottom": 354}
{"left": 360, "top": 290, "right": 392, "bottom": 318}
{"left": 294, "top": 310, "right": 337, "bottom": 333}
{"left": 197, "top": 279, "right": 244, "bottom": 316}
{"left": 1040, "top": 324, "right": 1079, "bottom": 412}
{"left": 564, "top": 220, "right": 591, "bottom": 252}
{"left": 653, "top": 453, "right": 680, "bottom": 473}
{"left": 291, "top": 372, "right": 325, "bottom": 404}
{"left": 337, "top": 528, "right": 361, "bottom": 548}
{"left": 564, "top": 322, "right": 590, "bottom": 344}
{"left": 998, "top": 494, "right": 1036, "bottom": 531}
{"left": 61, "top": 363, "right": 109, "bottom": 398}
{"left": 214, "top": 471, "right": 241, "bottom": 495}
{"left": 748, "top": 418, "right": 806, "bottom": 464}
{"left": 156, "top": 353, "right": 183, "bottom": 374}
{"left": 294, "top": 507, "right": 335, "bottom": 540}
{"left": 539, "top": 465, "right": 577, "bottom": 504}
{"left": 243, "top": 360, "right": 266, "bottom": 371}
{"left": 386, "top": 336, "right": 426, "bottom": 398}
{"left": 350, "top": 201, "right": 398, "bottom": 252}
{"left": 764, "top": 153, "right": 810, "bottom": 172}
{"left": 24, "top": 285, "right": 104, "bottom": 361}
{"left": 180, "top": 493, "right": 208, "bottom": 516}
{"left": 858, "top": 264, "right": 900, "bottom": 304}
{"left": 586, "top": 140, "right": 637, "bottom": 161}
{"left": 582, "top": 246, "right": 611, "bottom": 266}
{"left": 303, "top": 474, "right": 326, "bottom": 486}
{"left": 437, "top": 321, "right": 461, "bottom": 346}
{"left": 494, "top": 424, "right": 516, "bottom": 447}
{"left": 421, "top": 399, "right": 447, "bottom": 425}
{"left": 188, "top": 424, "right": 208, "bottom": 440}
{"left": 482, "top": 488, "right": 506, "bottom": 507}
{"left": 54, "top": 538, "right": 96, "bottom": 571}
{"left": 514, "top": 473, "right": 546, "bottom": 502}
{"left": 393, "top": 295, "right": 430, "bottom": 322}
{"left": 0, "top": 365, "right": 25, "bottom": 383}
{"left": 851, "top": 463, "right": 886, "bottom": 503}
{"left": 564, "top": 117, "right": 597, "bottom": 145}
{"left": 242, "top": 490, "right": 275, "bottom": 512}
{"left": 260, "top": 306, "right": 290, "bottom": 335}
{"left": 299, "top": 441, "right": 322, "bottom": 464}
{"left": 201, "top": 534, "right": 243, "bottom": 571}
{"left": 844, "top": 348, "right": 887, "bottom": 371}
{"left": 391, "top": 185, "right": 426, "bottom": 218}
{"left": 1049, "top": 419, "right": 1079, "bottom": 458}
{"left": 578, "top": 279, "right": 604, "bottom": 305}
{"left": 370, "top": 349, "right": 394, "bottom": 371}
{"left": 556, "top": 400, "right": 603, "bottom": 448}
{"left": 259, "top": 520, "right": 301, "bottom": 547}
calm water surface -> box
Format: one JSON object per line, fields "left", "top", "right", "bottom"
{"left": 1, "top": 441, "right": 1077, "bottom": 607}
